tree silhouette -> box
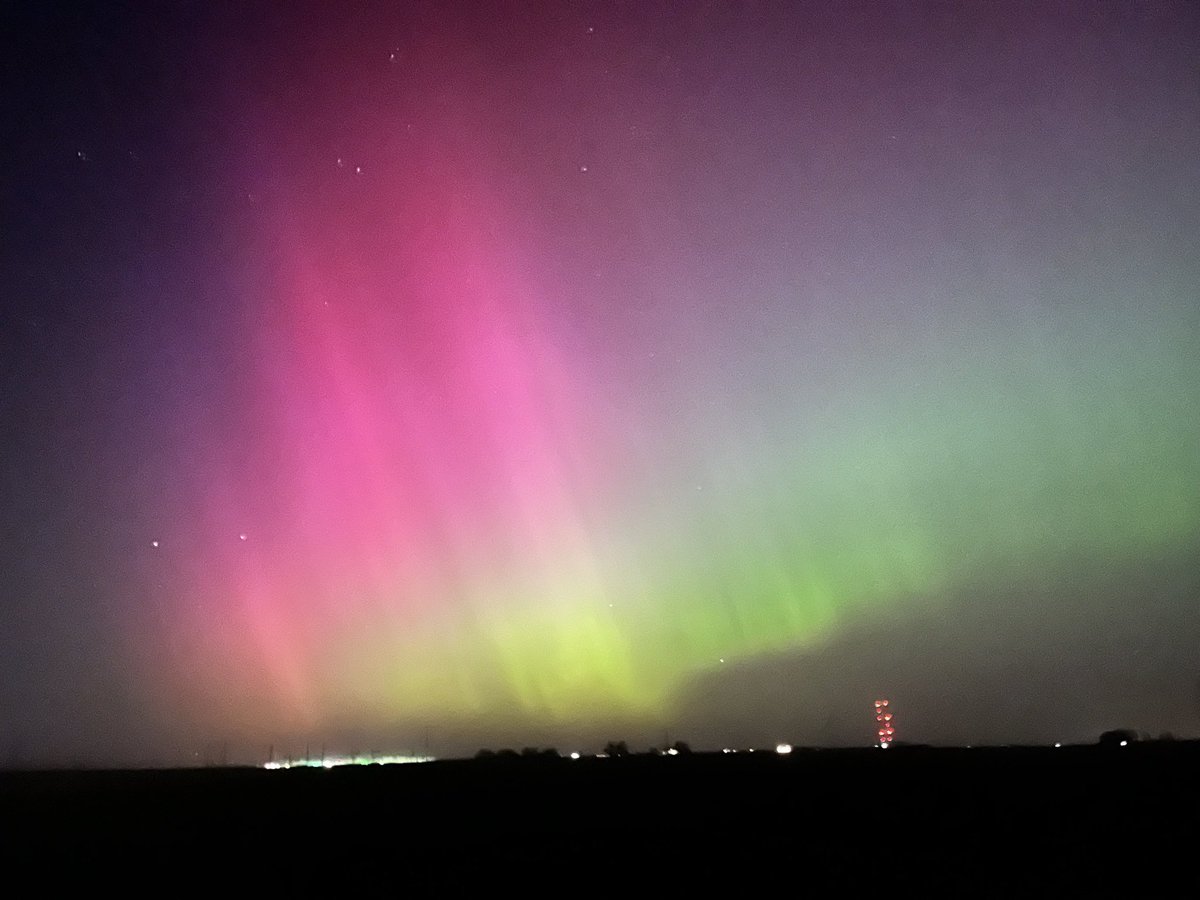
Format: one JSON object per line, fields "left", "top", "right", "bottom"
{"left": 603, "top": 740, "right": 630, "bottom": 757}
{"left": 1099, "top": 729, "right": 1138, "bottom": 747}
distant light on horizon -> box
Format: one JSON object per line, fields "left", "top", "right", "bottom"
{"left": 261, "top": 754, "right": 434, "bottom": 770}
{"left": 775, "top": 743, "right": 792, "bottom": 755}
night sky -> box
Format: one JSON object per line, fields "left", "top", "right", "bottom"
{"left": 2, "top": 1, "right": 1198, "bottom": 766}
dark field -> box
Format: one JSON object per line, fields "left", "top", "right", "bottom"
{"left": 2, "top": 744, "right": 1198, "bottom": 890}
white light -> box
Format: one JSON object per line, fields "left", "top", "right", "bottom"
{"left": 1120, "top": 740, "right": 1128, "bottom": 747}
{"left": 719, "top": 658, "right": 725, "bottom": 663}
{"left": 667, "top": 748, "right": 678, "bottom": 756}
{"left": 263, "top": 761, "right": 282, "bottom": 770}
{"left": 570, "top": 752, "right": 580, "bottom": 760}
{"left": 151, "top": 540, "right": 159, "bottom": 548}
{"left": 1054, "top": 742, "right": 1062, "bottom": 748}
{"left": 239, "top": 533, "right": 247, "bottom": 541}
{"left": 880, "top": 742, "right": 890, "bottom": 749}
{"left": 722, "top": 748, "right": 732, "bottom": 754}
{"left": 775, "top": 744, "right": 792, "bottom": 755}
{"left": 323, "top": 760, "right": 334, "bottom": 768}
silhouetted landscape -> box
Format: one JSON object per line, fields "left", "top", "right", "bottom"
{"left": 3, "top": 741, "right": 1198, "bottom": 889}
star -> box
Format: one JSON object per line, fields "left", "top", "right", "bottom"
{"left": 151, "top": 540, "right": 159, "bottom": 548}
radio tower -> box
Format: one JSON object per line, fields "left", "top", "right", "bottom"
{"left": 873, "top": 699, "right": 895, "bottom": 748}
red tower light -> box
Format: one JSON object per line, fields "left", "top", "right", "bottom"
{"left": 873, "top": 699, "right": 896, "bottom": 747}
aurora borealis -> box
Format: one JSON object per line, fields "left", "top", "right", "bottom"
{"left": 2, "top": 1, "right": 1198, "bottom": 765}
